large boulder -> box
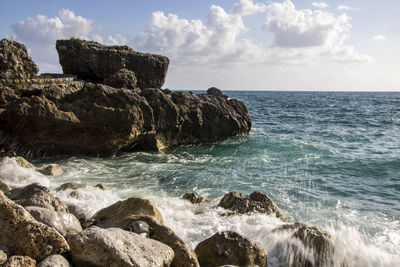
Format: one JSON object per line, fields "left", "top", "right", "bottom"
{"left": 271, "top": 223, "right": 334, "bottom": 267}
{"left": 92, "top": 197, "right": 164, "bottom": 226}
{"left": 56, "top": 39, "right": 169, "bottom": 89}
{"left": 0, "top": 39, "right": 39, "bottom": 80}
{"left": 0, "top": 191, "right": 70, "bottom": 260}
{"left": 37, "top": 254, "right": 71, "bottom": 267}
{"left": 194, "top": 231, "right": 267, "bottom": 267}
{"left": 26, "top": 206, "right": 82, "bottom": 236}
{"left": 218, "top": 191, "right": 284, "bottom": 219}
{"left": 103, "top": 68, "right": 137, "bottom": 89}
{"left": 66, "top": 226, "right": 174, "bottom": 267}
{"left": 5, "top": 183, "right": 68, "bottom": 212}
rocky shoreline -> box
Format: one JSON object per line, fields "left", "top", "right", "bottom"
{"left": 0, "top": 156, "right": 336, "bottom": 267}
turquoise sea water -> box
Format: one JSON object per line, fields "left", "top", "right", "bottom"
{"left": 1, "top": 91, "right": 399, "bottom": 266}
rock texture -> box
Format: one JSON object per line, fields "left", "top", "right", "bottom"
{"left": 104, "top": 68, "right": 137, "bottom": 89}
{"left": 218, "top": 191, "right": 284, "bottom": 218}
{"left": 0, "top": 39, "right": 39, "bottom": 80}
{"left": 56, "top": 182, "right": 88, "bottom": 191}
{"left": 0, "top": 178, "right": 11, "bottom": 192}
{"left": 194, "top": 231, "right": 267, "bottom": 267}
{"left": 15, "top": 157, "right": 63, "bottom": 176}
{"left": 5, "top": 183, "right": 68, "bottom": 212}
{"left": 67, "top": 226, "right": 174, "bottom": 267}
{"left": 26, "top": 206, "right": 82, "bottom": 236}
{"left": 271, "top": 223, "right": 334, "bottom": 267}
{"left": 37, "top": 254, "right": 71, "bottom": 267}
{"left": 0, "top": 191, "right": 69, "bottom": 260}
{"left": 0, "top": 249, "right": 7, "bottom": 265}
{"left": 56, "top": 39, "right": 168, "bottom": 89}
{"left": 183, "top": 193, "right": 210, "bottom": 204}
{"left": 93, "top": 197, "right": 164, "bottom": 226}
{"left": 4, "top": 255, "right": 36, "bottom": 267}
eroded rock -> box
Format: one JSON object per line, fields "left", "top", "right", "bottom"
{"left": 104, "top": 68, "right": 137, "bottom": 89}
{"left": 37, "top": 254, "right": 71, "bottom": 267}
{"left": 4, "top": 255, "right": 36, "bottom": 267}
{"left": 183, "top": 193, "right": 210, "bottom": 204}
{"left": 0, "top": 178, "right": 11, "bottom": 192}
{"left": 37, "top": 165, "right": 63, "bottom": 176}
{"left": 56, "top": 182, "right": 88, "bottom": 191}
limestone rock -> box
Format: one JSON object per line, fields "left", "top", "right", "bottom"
{"left": 183, "top": 193, "right": 210, "bottom": 204}
{"left": 37, "top": 165, "right": 63, "bottom": 176}
{"left": 0, "top": 191, "right": 69, "bottom": 260}
{"left": 66, "top": 226, "right": 174, "bottom": 267}
{"left": 218, "top": 191, "right": 284, "bottom": 218}
{"left": 104, "top": 68, "right": 137, "bottom": 89}
{"left": 0, "top": 249, "right": 7, "bottom": 265}
{"left": 0, "top": 178, "right": 11, "bottom": 192}
{"left": 37, "top": 254, "right": 71, "bottom": 267}
{"left": 0, "top": 39, "right": 39, "bottom": 80}
{"left": 271, "top": 223, "right": 334, "bottom": 267}
{"left": 4, "top": 256, "right": 36, "bottom": 267}
{"left": 5, "top": 183, "right": 68, "bottom": 212}
{"left": 194, "top": 231, "right": 267, "bottom": 267}
{"left": 93, "top": 197, "right": 164, "bottom": 226}
{"left": 26, "top": 206, "right": 82, "bottom": 236}
{"left": 56, "top": 39, "right": 169, "bottom": 89}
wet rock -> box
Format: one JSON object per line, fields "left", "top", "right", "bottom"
{"left": 37, "top": 165, "right": 63, "bottom": 176}
{"left": 26, "top": 206, "right": 82, "bottom": 236}
{"left": 0, "top": 39, "right": 39, "bottom": 80}
{"left": 0, "top": 178, "right": 11, "bottom": 192}
{"left": 0, "top": 191, "right": 69, "bottom": 260}
{"left": 4, "top": 256, "right": 36, "bottom": 267}
{"left": 56, "top": 39, "right": 169, "bottom": 89}
{"left": 93, "top": 197, "right": 164, "bottom": 226}
{"left": 183, "top": 192, "right": 210, "bottom": 204}
{"left": 104, "top": 68, "right": 137, "bottom": 89}
{"left": 195, "top": 231, "right": 267, "bottom": 267}
{"left": 15, "top": 156, "right": 35, "bottom": 169}
{"left": 0, "top": 249, "right": 7, "bottom": 265}
{"left": 95, "top": 183, "right": 108, "bottom": 190}
{"left": 37, "top": 254, "right": 71, "bottom": 267}
{"left": 66, "top": 226, "right": 174, "bottom": 267}
{"left": 271, "top": 223, "right": 334, "bottom": 267}
{"left": 123, "top": 220, "right": 151, "bottom": 237}
{"left": 56, "top": 182, "right": 88, "bottom": 191}
{"left": 67, "top": 204, "right": 94, "bottom": 228}
{"left": 5, "top": 183, "right": 68, "bottom": 212}
{"left": 218, "top": 191, "right": 284, "bottom": 219}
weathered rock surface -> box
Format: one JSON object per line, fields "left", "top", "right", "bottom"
{"left": 123, "top": 220, "right": 151, "bottom": 237}
{"left": 56, "top": 182, "right": 88, "bottom": 191}
{"left": 67, "top": 226, "right": 174, "bottom": 267}
{"left": 0, "top": 39, "right": 39, "bottom": 80}
{"left": 0, "top": 191, "right": 69, "bottom": 260}
{"left": 271, "top": 223, "right": 334, "bottom": 267}
{"left": 37, "top": 254, "right": 71, "bottom": 267}
{"left": 0, "top": 249, "right": 7, "bottom": 265}
{"left": 0, "top": 39, "right": 251, "bottom": 156}
{"left": 37, "top": 165, "right": 63, "bottom": 176}
{"left": 56, "top": 39, "right": 168, "bottom": 89}
{"left": 104, "top": 68, "right": 137, "bottom": 89}
{"left": 218, "top": 191, "right": 284, "bottom": 218}
{"left": 4, "top": 255, "right": 36, "bottom": 267}
{"left": 93, "top": 197, "right": 164, "bottom": 226}
{"left": 5, "top": 183, "right": 68, "bottom": 212}
{"left": 0, "top": 178, "right": 11, "bottom": 192}
{"left": 194, "top": 231, "right": 267, "bottom": 267}
{"left": 183, "top": 193, "right": 210, "bottom": 204}
{"left": 26, "top": 206, "right": 82, "bottom": 236}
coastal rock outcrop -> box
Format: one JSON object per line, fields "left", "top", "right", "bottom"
{"left": 37, "top": 254, "right": 71, "bottom": 267}
{"left": 66, "top": 226, "right": 175, "bottom": 267}
{"left": 56, "top": 39, "right": 168, "bottom": 89}
{"left": 0, "top": 39, "right": 39, "bottom": 80}
{"left": 15, "top": 157, "right": 63, "bottom": 176}
{"left": 218, "top": 191, "right": 284, "bottom": 218}
{"left": 26, "top": 206, "right": 82, "bottom": 236}
{"left": 194, "top": 231, "right": 267, "bottom": 267}
{"left": 0, "top": 191, "right": 70, "bottom": 260}
{"left": 183, "top": 193, "right": 210, "bottom": 204}
{"left": 5, "top": 183, "right": 69, "bottom": 212}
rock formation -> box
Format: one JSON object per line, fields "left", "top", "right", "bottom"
{"left": 182, "top": 192, "right": 210, "bottom": 204}
{"left": 37, "top": 254, "right": 72, "bottom": 267}
{"left": 0, "top": 39, "right": 251, "bottom": 157}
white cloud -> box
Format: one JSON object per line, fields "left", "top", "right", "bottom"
{"left": 232, "top": 0, "right": 267, "bottom": 16}
{"left": 106, "top": 34, "right": 128, "bottom": 45}
{"left": 337, "top": 5, "right": 359, "bottom": 11}
{"left": 373, "top": 35, "right": 386, "bottom": 41}
{"left": 312, "top": 2, "right": 329, "bottom": 9}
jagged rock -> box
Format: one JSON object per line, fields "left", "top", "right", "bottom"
{"left": 104, "top": 68, "right": 137, "bottom": 89}
{"left": 26, "top": 206, "right": 82, "bottom": 236}
{"left": 183, "top": 193, "right": 210, "bottom": 204}
{"left": 0, "top": 39, "right": 39, "bottom": 80}
{"left": 37, "top": 165, "right": 63, "bottom": 176}
{"left": 218, "top": 191, "right": 284, "bottom": 218}
{"left": 93, "top": 197, "right": 164, "bottom": 226}
{"left": 56, "top": 182, "right": 88, "bottom": 191}
{"left": 194, "top": 231, "right": 267, "bottom": 267}
{"left": 37, "top": 254, "right": 71, "bottom": 267}
{"left": 66, "top": 226, "right": 174, "bottom": 267}
{"left": 5, "top": 183, "right": 68, "bottom": 212}
{"left": 56, "top": 39, "right": 169, "bottom": 89}
{"left": 271, "top": 223, "right": 334, "bottom": 267}
{"left": 207, "top": 87, "right": 223, "bottom": 97}
{"left": 4, "top": 256, "right": 36, "bottom": 267}
{"left": 0, "top": 249, "right": 7, "bottom": 265}
{"left": 0, "top": 178, "right": 11, "bottom": 192}
{"left": 0, "top": 191, "right": 69, "bottom": 260}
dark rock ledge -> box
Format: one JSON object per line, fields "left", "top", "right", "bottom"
{"left": 0, "top": 38, "right": 251, "bottom": 157}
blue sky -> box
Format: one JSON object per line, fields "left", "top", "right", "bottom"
{"left": 1, "top": 0, "right": 399, "bottom": 91}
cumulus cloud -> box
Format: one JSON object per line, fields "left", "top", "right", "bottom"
{"left": 312, "top": 2, "right": 329, "bottom": 9}
{"left": 373, "top": 35, "right": 386, "bottom": 41}
{"left": 337, "top": 5, "right": 359, "bottom": 11}
{"left": 232, "top": 0, "right": 267, "bottom": 16}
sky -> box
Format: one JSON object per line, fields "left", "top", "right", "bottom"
{"left": 1, "top": 0, "right": 399, "bottom": 91}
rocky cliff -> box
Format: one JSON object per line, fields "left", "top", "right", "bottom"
{"left": 0, "top": 39, "right": 251, "bottom": 157}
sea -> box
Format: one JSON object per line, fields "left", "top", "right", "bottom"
{"left": 1, "top": 91, "right": 399, "bottom": 266}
